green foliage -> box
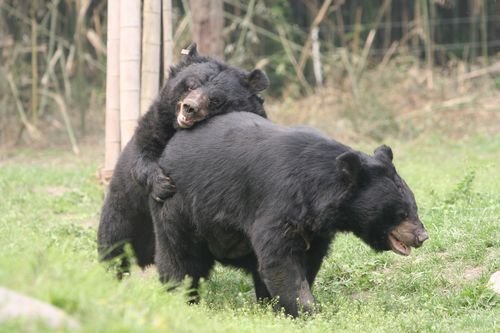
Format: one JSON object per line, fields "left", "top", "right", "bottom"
{"left": 0, "top": 136, "right": 499, "bottom": 332}
{"left": 444, "top": 170, "right": 476, "bottom": 206}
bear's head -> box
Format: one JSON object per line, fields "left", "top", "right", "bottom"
{"left": 336, "top": 145, "right": 428, "bottom": 256}
{"left": 160, "top": 43, "right": 269, "bottom": 129}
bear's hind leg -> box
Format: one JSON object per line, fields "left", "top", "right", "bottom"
{"left": 97, "top": 198, "right": 134, "bottom": 279}
{"left": 130, "top": 215, "right": 155, "bottom": 269}
{"left": 152, "top": 198, "right": 214, "bottom": 302}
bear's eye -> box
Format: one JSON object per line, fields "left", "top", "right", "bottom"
{"left": 186, "top": 80, "right": 198, "bottom": 90}
{"left": 399, "top": 211, "right": 409, "bottom": 220}
{"left": 210, "top": 97, "right": 224, "bottom": 107}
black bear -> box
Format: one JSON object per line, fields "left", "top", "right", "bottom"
{"left": 152, "top": 112, "right": 428, "bottom": 317}
{"left": 97, "top": 44, "right": 270, "bottom": 276}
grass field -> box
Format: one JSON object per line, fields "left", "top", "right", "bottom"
{"left": 0, "top": 135, "right": 498, "bottom": 333}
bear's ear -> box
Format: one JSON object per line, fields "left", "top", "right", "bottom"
{"left": 336, "top": 151, "right": 361, "bottom": 182}
{"left": 248, "top": 69, "right": 270, "bottom": 92}
{"left": 374, "top": 145, "right": 393, "bottom": 162}
{"left": 180, "top": 43, "right": 199, "bottom": 58}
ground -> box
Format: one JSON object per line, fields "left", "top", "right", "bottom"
{"left": 0, "top": 134, "right": 498, "bottom": 332}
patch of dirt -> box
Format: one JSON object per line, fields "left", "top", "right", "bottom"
{"left": 81, "top": 216, "right": 99, "bottom": 228}
{"left": 463, "top": 266, "right": 485, "bottom": 281}
{"left": 443, "top": 265, "right": 486, "bottom": 285}
{"left": 351, "top": 290, "right": 370, "bottom": 301}
{"left": 44, "top": 187, "right": 70, "bottom": 197}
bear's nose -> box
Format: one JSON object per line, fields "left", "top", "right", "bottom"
{"left": 417, "top": 230, "right": 429, "bottom": 244}
{"left": 182, "top": 102, "right": 197, "bottom": 114}
{"left": 184, "top": 104, "right": 196, "bottom": 113}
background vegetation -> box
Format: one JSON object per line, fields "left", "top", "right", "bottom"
{"left": 1, "top": 0, "right": 499, "bottom": 149}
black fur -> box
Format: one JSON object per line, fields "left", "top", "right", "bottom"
{"left": 152, "top": 112, "right": 427, "bottom": 317}
{"left": 97, "top": 45, "right": 269, "bottom": 275}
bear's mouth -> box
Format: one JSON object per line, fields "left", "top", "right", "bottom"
{"left": 387, "top": 220, "right": 428, "bottom": 256}
{"left": 177, "top": 114, "right": 195, "bottom": 128}
{"left": 388, "top": 232, "right": 411, "bottom": 256}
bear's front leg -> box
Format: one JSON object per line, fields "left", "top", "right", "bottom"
{"left": 150, "top": 167, "right": 177, "bottom": 202}
{"left": 251, "top": 271, "right": 271, "bottom": 301}
{"left": 252, "top": 223, "right": 315, "bottom": 317}
{"left": 258, "top": 256, "right": 314, "bottom": 317}
{"left": 131, "top": 157, "right": 177, "bottom": 202}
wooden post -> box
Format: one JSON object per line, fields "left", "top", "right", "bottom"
{"left": 119, "top": 0, "right": 141, "bottom": 149}
{"left": 103, "top": 0, "right": 121, "bottom": 181}
{"left": 163, "top": 0, "right": 173, "bottom": 80}
{"left": 188, "top": 0, "right": 224, "bottom": 58}
{"left": 141, "top": 0, "right": 161, "bottom": 116}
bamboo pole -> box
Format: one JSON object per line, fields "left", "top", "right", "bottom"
{"left": 37, "top": 0, "right": 60, "bottom": 119}
{"left": 383, "top": 0, "right": 392, "bottom": 51}
{"left": 31, "top": 0, "right": 38, "bottom": 125}
{"left": 311, "top": 26, "right": 323, "bottom": 86}
{"left": 429, "top": 0, "right": 437, "bottom": 61}
{"left": 7, "top": 73, "right": 43, "bottom": 142}
{"left": 276, "top": 25, "right": 313, "bottom": 95}
{"left": 469, "top": 0, "right": 479, "bottom": 61}
{"left": 352, "top": 6, "right": 362, "bottom": 54}
{"left": 40, "top": 90, "right": 80, "bottom": 155}
{"left": 334, "top": 3, "right": 346, "bottom": 50}
{"left": 421, "top": 0, "right": 433, "bottom": 89}
{"left": 58, "top": 43, "right": 72, "bottom": 101}
{"left": 162, "top": 0, "right": 173, "bottom": 81}
{"left": 119, "top": 0, "right": 141, "bottom": 150}
{"left": 480, "top": 0, "right": 488, "bottom": 64}
{"left": 412, "top": 0, "right": 420, "bottom": 57}
{"left": 401, "top": 0, "right": 408, "bottom": 48}
{"left": 297, "top": 0, "right": 333, "bottom": 74}
{"left": 103, "top": 0, "right": 121, "bottom": 179}
{"left": 233, "top": 0, "right": 256, "bottom": 62}
{"left": 141, "top": 0, "right": 161, "bottom": 116}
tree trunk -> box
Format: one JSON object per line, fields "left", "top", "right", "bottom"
{"left": 163, "top": 0, "right": 173, "bottom": 80}
{"left": 119, "top": 0, "right": 141, "bottom": 149}
{"left": 141, "top": 0, "right": 161, "bottom": 116}
{"left": 103, "top": 0, "right": 121, "bottom": 179}
{"left": 31, "top": 0, "right": 38, "bottom": 125}
{"left": 188, "top": 0, "right": 224, "bottom": 58}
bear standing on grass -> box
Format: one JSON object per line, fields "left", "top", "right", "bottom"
{"left": 152, "top": 112, "right": 429, "bottom": 317}
{"left": 97, "top": 44, "right": 270, "bottom": 276}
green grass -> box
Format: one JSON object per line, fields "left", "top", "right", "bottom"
{"left": 0, "top": 135, "right": 499, "bottom": 332}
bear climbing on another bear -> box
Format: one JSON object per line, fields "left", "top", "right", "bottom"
{"left": 152, "top": 111, "right": 428, "bottom": 317}
{"left": 97, "top": 44, "right": 270, "bottom": 276}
